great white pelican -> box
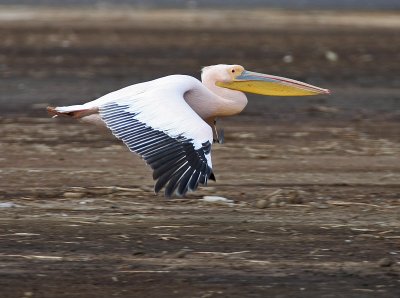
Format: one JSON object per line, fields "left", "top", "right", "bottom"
{"left": 48, "top": 64, "right": 330, "bottom": 197}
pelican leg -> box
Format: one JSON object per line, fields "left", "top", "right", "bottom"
{"left": 218, "top": 127, "right": 224, "bottom": 144}
{"left": 213, "top": 120, "right": 224, "bottom": 144}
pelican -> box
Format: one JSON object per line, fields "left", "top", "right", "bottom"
{"left": 48, "top": 64, "right": 329, "bottom": 197}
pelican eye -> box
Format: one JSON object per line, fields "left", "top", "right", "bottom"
{"left": 231, "top": 69, "right": 235, "bottom": 73}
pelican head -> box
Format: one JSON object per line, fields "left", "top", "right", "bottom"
{"left": 204, "top": 64, "right": 330, "bottom": 96}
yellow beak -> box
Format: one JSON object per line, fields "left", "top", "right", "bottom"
{"left": 216, "top": 70, "right": 330, "bottom": 96}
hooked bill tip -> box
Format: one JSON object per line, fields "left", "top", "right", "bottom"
{"left": 323, "top": 88, "right": 331, "bottom": 95}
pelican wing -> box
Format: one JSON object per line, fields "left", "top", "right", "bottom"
{"left": 97, "top": 76, "right": 214, "bottom": 197}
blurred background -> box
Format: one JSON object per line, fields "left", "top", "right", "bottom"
{"left": 1, "top": 0, "right": 400, "bottom": 9}
{"left": 1, "top": 3, "right": 400, "bottom": 297}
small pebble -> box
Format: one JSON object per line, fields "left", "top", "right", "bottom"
{"left": 325, "top": 50, "right": 339, "bottom": 62}
{"left": 0, "top": 202, "right": 17, "bottom": 208}
{"left": 63, "top": 192, "right": 85, "bottom": 199}
{"left": 175, "top": 249, "right": 191, "bottom": 259}
{"left": 283, "top": 55, "right": 294, "bottom": 63}
{"left": 278, "top": 202, "right": 286, "bottom": 207}
{"left": 201, "top": 196, "right": 234, "bottom": 205}
{"left": 132, "top": 251, "right": 144, "bottom": 256}
{"left": 255, "top": 199, "right": 269, "bottom": 209}
{"left": 378, "top": 257, "right": 394, "bottom": 267}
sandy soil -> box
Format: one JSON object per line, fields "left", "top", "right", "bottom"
{"left": 0, "top": 8, "right": 400, "bottom": 298}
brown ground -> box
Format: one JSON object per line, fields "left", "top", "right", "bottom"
{"left": 0, "top": 7, "right": 400, "bottom": 298}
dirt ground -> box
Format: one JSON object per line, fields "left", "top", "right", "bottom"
{"left": 1, "top": 7, "right": 400, "bottom": 298}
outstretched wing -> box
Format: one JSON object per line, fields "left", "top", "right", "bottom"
{"left": 98, "top": 76, "right": 214, "bottom": 197}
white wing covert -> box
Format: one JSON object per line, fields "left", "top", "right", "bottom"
{"left": 98, "top": 76, "right": 215, "bottom": 197}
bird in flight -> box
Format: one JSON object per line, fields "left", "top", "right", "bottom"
{"left": 48, "top": 64, "right": 329, "bottom": 197}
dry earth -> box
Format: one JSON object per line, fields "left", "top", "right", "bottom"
{"left": 0, "top": 7, "right": 400, "bottom": 298}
